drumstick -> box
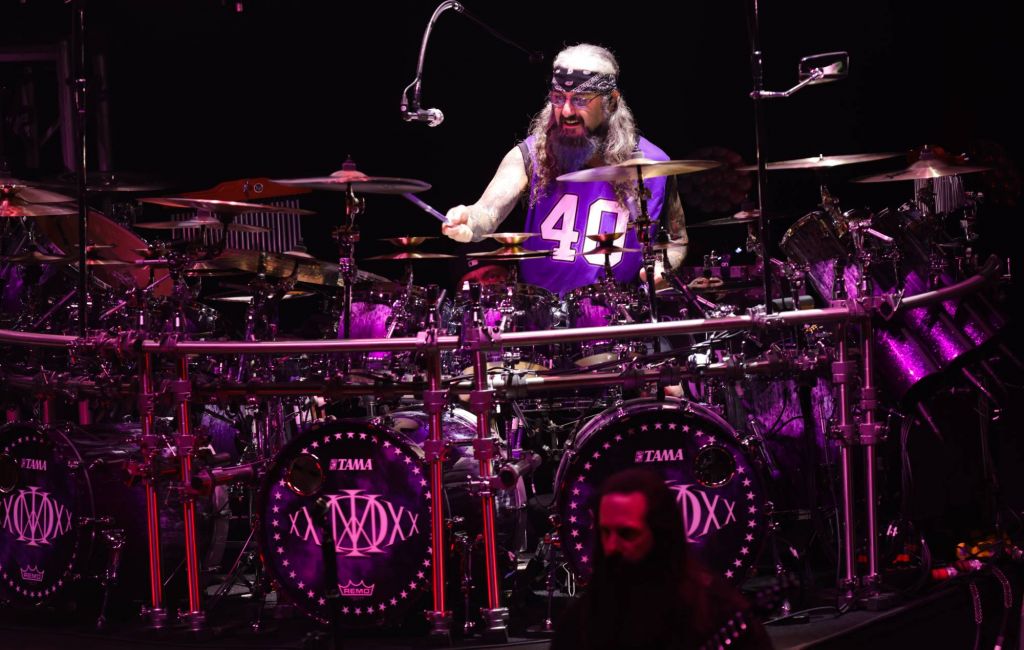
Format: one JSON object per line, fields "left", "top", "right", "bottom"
{"left": 401, "top": 192, "right": 449, "bottom": 224}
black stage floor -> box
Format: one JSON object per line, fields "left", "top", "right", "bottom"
{"left": 2, "top": 568, "right": 1020, "bottom": 650}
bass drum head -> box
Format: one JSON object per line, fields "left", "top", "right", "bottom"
{"left": 257, "top": 418, "right": 433, "bottom": 626}
{"left": 0, "top": 422, "right": 91, "bottom": 605}
{"left": 554, "top": 398, "right": 767, "bottom": 584}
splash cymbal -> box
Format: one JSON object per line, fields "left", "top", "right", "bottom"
{"left": 380, "top": 236, "right": 438, "bottom": 248}
{"left": 557, "top": 159, "right": 720, "bottom": 183}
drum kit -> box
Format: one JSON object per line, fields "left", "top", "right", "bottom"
{"left": 0, "top": 145, "right": 1010, "bottom": 640}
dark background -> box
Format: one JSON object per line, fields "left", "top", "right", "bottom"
{"left": 2, "top": 0, "right": 1021, "bottom": 291}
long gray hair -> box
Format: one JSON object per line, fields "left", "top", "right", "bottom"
{"left": 528, "top": 43, "right": 638, "bottom": 207}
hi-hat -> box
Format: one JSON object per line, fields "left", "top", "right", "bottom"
{"left": 139, "top": 197, "right": 315, "bottom": 216}
{"left": 852, "top": 159, "right": 991, "bottom": 183}
{"left": 736, "top": 153, "right": 901, "bottom": 171}
{"left": 557, "top": 159, "right": 720, "bottom": 183}
{"left": 134, "top": 217, "right": 270, "bottom": 233}
{"left": 274, "top": 170, "right": 431, "bottom": 195}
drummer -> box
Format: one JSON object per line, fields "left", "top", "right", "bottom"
{"left": 442, "top": 43, "right": 687, "bottom": 295}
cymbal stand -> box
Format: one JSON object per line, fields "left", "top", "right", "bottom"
{"left": 421, "top": 285, "right": 453, "bottom": 641}
{"left": 334, "top": 182, "right": 364, "bottom": 342}
{"left": 626, "top": 164, "right": 660, "bottom": 324}
{"left": 461, "top": 282, "right": 509, "bottom": 641}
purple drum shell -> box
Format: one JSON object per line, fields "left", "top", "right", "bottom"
{"left": 555, "top": 399, "right": 767, "bottom": 584}
{"left": 257, "top": 419, "right": 433, "bottom": 625}
{"left": 0, "top": 422, "right": 199, "bottom": 610}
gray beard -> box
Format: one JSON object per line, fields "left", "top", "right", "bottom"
{"left": 549, "top": 127, "right": 606, "bottom": 175}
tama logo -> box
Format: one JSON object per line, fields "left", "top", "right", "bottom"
{"left": 20, "top": 458, "right": 47, "bottom": 471}
{"left": 635, "top": 449, "right": 685, "bottom": 463}
{"left": 329, "top": 458, "right": 374, "bottom": 471}
{"left": 339, "top": 580, "right": 375, "bottom": 597}
{"left": 20, "top": 565, "right": 44, "bottom": 583}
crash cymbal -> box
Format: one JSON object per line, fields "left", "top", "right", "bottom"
{"left": 134, "top": 217, "right": 270, "bottom": 233}
{"left": 852, "top": 159, "right": 991, "bottom": 183}
{"left": 736, "top": 153, "right": 901, "bottom": 171}
{"left": 380, "top": 236, "right": 438, "bottom": 248}
{"left": 1, "top": 202, "right": 78, "bottom": 218}
{"left": 139, "top": 197, "right": 315, "bottom": 216}
{"left": 209, "top": 289, "right": 316, "bottom": 303}
{"left": 274, "top": 172, "right": 431, "bottom": 195}
{"left": 0, "top": 180, "right": 75, "bottom": 204}
{"left": 466, "top": 247, "right": 552, "bottom": 260}
{"left": 364, "top": 251, "right": 456, "bottom": 261}
{"left": 557, "top": 159, "right": 720, "bottom": 183}
{"left": 486, "top": 232, "right": 537, "bottom": 246}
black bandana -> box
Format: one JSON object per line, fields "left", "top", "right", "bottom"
{"left": 552, "top": 67, "right": 617, "bottom": 94}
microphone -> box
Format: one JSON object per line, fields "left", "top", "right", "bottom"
{"left": 402, "top": 106, "right": 445, "bottom": 127}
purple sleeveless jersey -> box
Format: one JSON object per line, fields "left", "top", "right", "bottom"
{"left": 519, "top": 135, "right": 668, "bottom": 295}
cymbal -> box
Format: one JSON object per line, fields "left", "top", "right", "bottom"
{"left": 364, "top": 251, "right": 456, "bottom": 261}
{"left": 134, "top": 217, "right": 270, "bottom": 233}
{"left": 466, "top": 247, "right": 551, "bottom": 260}
{"left": 852, "top": 159, "right": 991, "bottom": 183}
{"left": 486, "top": 232, "right": 537, "bottom": 246}
{"left": 649, "top": 239, "right": 688, "bottom": 251}
{"left": 274, "top": 172, "right": 431, "bottom": 195}
{"left": 736, "top": 153, "right": 901, "bottom": 171}
{"left": 380, "top": 236, "right": 438, "bottom": 248}
{"left": 0, "top": 252, "right": 132, "bottom": 266}
{"left": 0, "top": 180, "right": 75, "bottom": 204}
{"left": 586, "top": 232, "right": 626, "bottom": 244}
{"left": 139, "top": 197, "right": 314, "bottom": 216}
{"left": 47, "top": 171, "right": 177, "bottom": 193}
{"left": 557, "top": 159, "right": 720, "bottom": 183}
{"left": 209, "top": 289, "right": 316, "bottom": 303}
{"left": 1, "top": 202, "right": 78, "bottom": 218}
{"left": 586, "top": 245, "right": 640, "bottom": 255}
{"left": 687, "top": 210, "right": 784, "bottom": 229}
{"left": 209, "top": 249, "right": 342, "bottom": 286}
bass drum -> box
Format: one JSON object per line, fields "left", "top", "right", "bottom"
{"left": 554, "top": 399, "right": 767, "bottom": 584}
{"left": 0, "top": 421, "right": 219, "bottom": 614}
{"left": 257, "top": 418, "right": 434, "bottom": 626}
